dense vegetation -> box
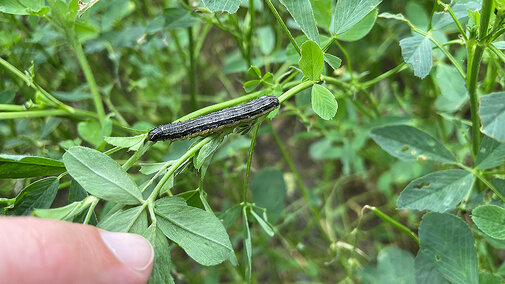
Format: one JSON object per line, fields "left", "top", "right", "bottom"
{"left": 1, "top": 0, "right": 505, "bottom": 283}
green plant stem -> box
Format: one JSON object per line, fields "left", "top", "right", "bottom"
{"left": 322, "top": 36, "right": 336, "bottom": 52}
{"left": 488, "top": 43, "right": 505, "bottom": 63}
{"left": 83, "top": 197, "right": 99, "bottom": 225}
{"left": 0, "top": 57, "right": 73, "bottom": 112}
{"left": 176, "top": 80, "right": 310, "bottom": 123}
{"left": 69, "top": 33, "right": 106, "bottom": 125}
{"left": 445, "top": 4, "right": 468, "bottom": 40}
{"left": 246, "top": 0, "right": 254, "bottom": 67}
{"left": 0, "top": 108, "right": 98, "bottom": 120}
{"left": 0, "top": 104, "right": 26, "bottom": 111}
{"left": 466, "top": 44, "right": 484, "bottom": 159}
{"left": 483, "top": 170, "right": 505, "bottom": 175}
{"left": 458, "top": 163, "right": 505, "bottom": 202}
{"left": 412, "top": 28, "right": 466, "bottom": 79}
{"left": 335, "top": 41, "right": 353, "bottom": 80}
{"left": 186, "top": 4, "right": 197, "bottom": 111}
{"left": 359, "top": 62, "right": 408, "bottom": 88}
{"left": 265, "top": 0, "right": 300, "bottom": 55}
{"left": 365, "top": 205, "right": 420, "bottom": 245}
{"left": 0, "top": 110, "right": 70, "bottom": 119}
{"left": 147, "top": 137, "right": 211, "bottom": 203}
{"left": 122, "top": 141, "right": 153, "bottom": 171}
{"left": 231, "top": 15, "right": 250, "bottom": 62}
{"left": 465, "top": 0, "right": 494, "bottom": 160}
{"left": 104, "top": 96, "right": 128, "bottom": 126}
{"left": 270, "top": 122, "right": 331, "bottom": 243}
{"left": 170, "top": 30, "right": 188, "bottom": 71}
{"left": 242, "top": 121, "right": 262, "bottom": 201}
{"left": 141, "top": 160, "right": 175, "bottom": 193}
{"left": 194, "top": 24, "right": 212, "bottom": 56}
{"left": 278, "top": 80, "right": 314, "bottom": 103}
{"left": 321, "top": 75, "right": 352, "bottom": 91}
{"left": 176, "top": 92, "right": 261, "bottom": 122}
{"left": 479, "top": 0, "right": 494, "bottom": 41}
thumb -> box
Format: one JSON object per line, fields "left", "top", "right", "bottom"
{"left": 0, "top": 217, "right": 153, "bottom": 284}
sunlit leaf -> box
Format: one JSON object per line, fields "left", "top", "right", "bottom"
{"left": 419, "top": 212, "right": 478, "bottom": 284}
{"left": 370, "top": 125, "right": 456, "bottom": 163}
{"left": 279, "top": 0, "right": 320, "bottom": 45}
{"left": 63, "top": 146, "right": 143, "bottom": 205}
{"left": 331, "top": 0, "right": 382, "bottom": 35}
{"left": 397, "top": 170, "right": 473, "bottom": 212}
{"left": 480, "top": 92, "right": 505, "bottom": 142}
{"left": 311, "top": 84, "right": 337, "bottom": 120}
{"left": 299, "top": 40, "right": 324, "bottom": 81}
{"left": 472, "top": 205, "right": 505, "bottom": 240}
{"left": 400, "top": 35, "right": 432, "bottom": 79}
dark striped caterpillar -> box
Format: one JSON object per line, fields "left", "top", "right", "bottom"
{"left": 148, "top": 95, "right": 280, "bottom": 142}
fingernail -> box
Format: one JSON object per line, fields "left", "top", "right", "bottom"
{"left": 100, "top": 231, "right": 154, "bottom": 271}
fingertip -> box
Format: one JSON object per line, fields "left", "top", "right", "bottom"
{"left": 0, "top": 217, "right": 154, "bottom": 284}
{"left": 100, "top": 231, "right": 154, "bottom": 272}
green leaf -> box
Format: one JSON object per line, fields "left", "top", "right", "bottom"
{"left": 104, "top": 135, "right": 145, "bottom": 152}
{"left": 480, "top": 92, "right": 505, "bottom": 142}
{"left": 377, "top": 247, "right": 415, "bottom": 284}
{"left": 251, "top": 168, "right": 286, "bottom": 223}
{"left": 214, "top": 137, "right": 251, "bottom": 161}
{"left": 243, "top": 208, "right": 252, "bottom": 282}
{"left": 63, "top": 146, "right": 143, "bottom": 205}
{"left": 399, "top": 35, "right": 432, "bottom": 79}
{"left": 261, "top": 72, "right": 274, "bottom": 85}
{"left": 0, "top": 154, "right": 65, "bottom": 178}
{"left": 77, "top": 119, "right": 103, "bottom": 147}
{"left": 154, "top": 197, "right": 235, "bottom": 266}
{"left": 433, "top": 64, "right": 468, "bottom": 112}
{"left": 194, "top": 135, "right": 224, "bottom": 170}
{"left": 99, "top": 0, "right": 134, "bottom": 31}
{"left": 310, "top": 0, "right": 332, "bottom": 29}
{"left": 144, "top": 225, "right": 175, "bottom": 284}
{"left": 247, "top": 66, "right": 261, "bottom": 78}
{"left": 419, "top": 212, "right": 478, "bottom": 284}
{"left": 140, "top": 161, "right": 175, "bottom": 175}
{"left": 370, "top": 125, "right": 456, "bottom": 164}
{"left": 216, "top": 206, "right": 241, "bottom": 228}
{"left": 257, "top": 26, "right": 275, "bottom": 55}
{"left": 397, "top": 170, "right": 474, "bottom": 212}
{"left": 243, "top": 80, "right": 261, "bottom": 93}
{"left": 299, "top": 40, "right": 324, "bottom": 81}
{"left": 279, "top": 0, "right": 320, "bottom": 45}
{"left": 164, "top": 8, "right": 200, "bottom": 29}
{"left": 331, "top": 0, "right": 382, "bottom": 35}
{"left": 324, "top": 53, "right": 342, "bottom": 70}
{"left": 68, "top": 181, "right": 96, "bottom": 224}
{"left": 405, "top": 2, "right": 429, "bottom": 30}
{"left": 98, "top": 206, "right": 148, "bottom": 234}
{"left": 415, "top": 251, "right": 448, "bottom": 284}
{"left": 475, "top": 135, "right": 505, "bottom": 170}
{"left": 32, "top": 196, "right": 93, "bottom": 221}
{"left": 0, "top": 0, "right": 46, "bottom": 15}
{"left": 7, "top": 177, "right": 59, "bottom": 216}
{"left": 472, "top": 205, "right": 505, "bottom": 240}
{"left": 338, "top": 9, "right": 378, "bottom": 42}
{"left": 360, "top": 247, "right": 415, "bottom": 284}
{"left": 201, "top": 0, "right": 240, "bottom": 13}
{"left": 311, "top": 84, "right": 337, "bottom": 120}
{"left": 47, "top": 0, "right": 78, "bottom": 28}
{"left": 250, "top": 208, "right": 274, "bottom": 236}
{"left": 432, "top": 2, "right": 480, "bottom": 30}
{"left": 479, "top": 272, "right": 503, "bottom": 284}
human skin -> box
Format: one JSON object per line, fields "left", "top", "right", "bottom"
{"left": 0, "top": 217, "right": 154, "bottom": 284}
